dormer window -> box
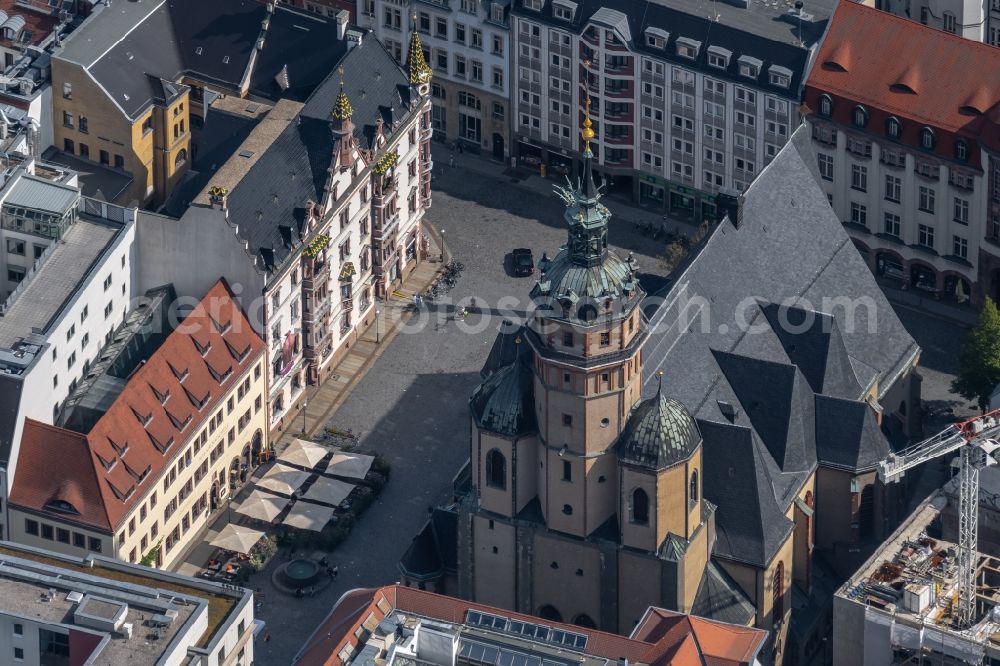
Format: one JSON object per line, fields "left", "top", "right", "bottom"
{"left": 768, "top": 65, "right": 792, "bottom": 88}
{"left": 707, "top": 45, "right": 731, "bottom": 69}
{"left": 955, "top": 139, "right": 969, "bottom": 162}
{"left": 737, "top": 55, "right": 762, "bottom": 79}
{"left": 818, "top": 94, "right": 833, "bottom": 117}
{"left": 676, "top": 37, "right": 700, "bottom": 59}
{"left": 552, "top": 0, "right": 576, "bottom": 21}
{"left": 921, "top": 127, "right": 936, "bottom": 150}
{"left": 524, "top": 0, "right": 542, "bottom": 10}
{"left": 852, "top": 105, "right": 868, "bottom": 128}
{"left": 886, "top": 117, "right": 901, "bottom": 139}
{"left": 644, "top": 27, "right": 668, "bottom": 49}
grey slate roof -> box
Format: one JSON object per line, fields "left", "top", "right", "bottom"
{"left": 61, "top": 0, "right": 348, "bottom": 120}
{"left": 692, "top": 561, "right": 757, "bottom": 627}
{"left": 698, "top": 420, "right": 795, "bottom": 568}
{"left": 640, "top": 125, "right": 918, "bottom": 566}
{"left": 224, "top": 36, "right": 416, "bottom": 275}
{"left": 511, "top": 0, "right": 836, "bottom": 96}
{"left": 814, "top": 395, "right": 892, "bottom": 472}
{"left": 398, "top": 507, "right": 458, "bottom": 581}
{"left": 617, "top": 392, "right": 701, "bottom": 470}
{"left": 480, "top": 321, "right": 525, "bottom": 379}
{"left": 470, "top": 360, "right": 536, "bottom": 438}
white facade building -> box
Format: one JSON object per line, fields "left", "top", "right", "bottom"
{"left": 361, "top": 0, "right": 512, "bottom": 159}
{"left": 869, "top": 0, "right": 1000, "bottom": 45}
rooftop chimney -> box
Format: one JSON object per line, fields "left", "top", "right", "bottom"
{"left": 715, "top": 189, "right": 744, "bottom": 229}
{"left": 346, "top": 29, "right": 363, "bottom": 50}
{"left": 335, "top": 9, "right": 349, "bottom": 40}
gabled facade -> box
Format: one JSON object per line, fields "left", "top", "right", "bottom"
{"left": 7, "top": 279, "right": 268, "bottom": 569}
{"left": 136, "top": 30, "right": 434, "bottom": 438}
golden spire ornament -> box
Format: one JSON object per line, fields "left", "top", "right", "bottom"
{"left": 331, "top": 67, "right": 353, "bottom": 120}
{"left": 581, "top": 95, "right": 595, "bottom": 153}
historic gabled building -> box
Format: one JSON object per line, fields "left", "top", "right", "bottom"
{"left": 401, "top": 124, "right": 921, "bottom": 666}
{"left": 137, "top": 28, "right": 434, "bottom": 438}
{"left": 804, "top": 1, "right": 1000, "bottom": 309}
{"left": 7, "top": 279, "right": 267, "bottom": 569}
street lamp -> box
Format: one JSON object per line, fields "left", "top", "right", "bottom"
{"left": 375, "top": 307, "right": 381, "bottom": 343}
{"left": 440, "top": 229, "right": 445, "bottom": 262}
{"left": 300, "top": 394, "right": 308, "bottom": 434}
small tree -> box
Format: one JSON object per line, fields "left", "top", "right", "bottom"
{"left": 952, "top": 298, "right": 1000, "bottom": 411}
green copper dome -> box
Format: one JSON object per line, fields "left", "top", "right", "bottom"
{"left": 618, "top": 391, "right": 701, "bottom": 470}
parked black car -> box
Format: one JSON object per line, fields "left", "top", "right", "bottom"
{"left": 512, "top": 248, "right": 534, "bottom": 276}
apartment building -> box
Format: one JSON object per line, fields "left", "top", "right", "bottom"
{"left": 863, "top": 0, "right": 1000, "bottom": 45}
{"left": 509, "top": 0, "right": 834, "bottom": 219}
{"left": 361, "top": 0, "right": 512, "bottom": 160}
{"left": 51, "top": 0, "right": 348, "bottom": 208}
{"left": 293, "top": 584, "right": 768, "bottom": 666}
{"left": 804, "top": 1, "right": 1000, "bottom": 307}
{"left": 7, "top": 279, "right": 268, "bottom": 570}
{"left": 136, "top": 30, "right": 433, "bottom": 438}
{"left": 0, "top": 541, "right": 256, "bottom": 666}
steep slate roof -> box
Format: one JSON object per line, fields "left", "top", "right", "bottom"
{"left": 9, "top": 279, "right": 264, "bottom": 531}
{"left": 698, "top": 421, "right": 795, "bottom": 568}
{"left": 60, "top": 0, "right": 348, "bottom": 120}
{"left": 511, "top": 0, "right": 835, "bottom": 96}
{"left": 814, "top": 395, "right": 892, "bottom": 472}
{"left": 691, "top": 562, "right": 757, "bottom": 627}
{"left": 470, "top": 360, "right": 536, "bottom": 437}
{"left": 641, "top": 126, "right": 918, "bottom": 564}
{"left": 397, "top": 507, "right": 458, "bottom": 581}
{"left": 804, "top": 1, "right": 1000, "bottom": 154}
{"left": 224, "top": 36, "right": 415, "bottom": 275}
{"left": 480, "top": 322, "right": 524, "bottom": 379}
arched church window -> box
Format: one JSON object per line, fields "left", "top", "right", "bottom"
{"left": 689, "top": 470, "right": 699, "bottom": 503}
{"left": 485, "top": 449, "right": 506, "bottom": 489}
{"left": 631, "top": 488, "right": 649, "bottom": 524}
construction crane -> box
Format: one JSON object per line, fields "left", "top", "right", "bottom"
{"left": 877, "top": 409, "right": 1000, "bottom": 629}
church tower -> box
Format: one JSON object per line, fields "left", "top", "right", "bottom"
{"left": 455, "top": 102, "right": 716, "bottom": 632}
{"left": 525, "top": 99, "right": 646, "bottom": 538}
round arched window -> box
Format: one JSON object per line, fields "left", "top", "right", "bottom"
{"left": 852, "top": 105, "right": 868, "bottom": 128}
{"left": 886, "top": 117, "right": 901, "bottom": 139}
{"left": 818, "top": 94, "right": 833, "bottom": 117}
{"left": 921, "top": 127, "right": 936, "bottom": 150}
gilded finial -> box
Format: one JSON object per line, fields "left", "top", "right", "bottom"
{"left": 331, "top": 78, "right": 353, "bottom": 121}
{"left": 581, "top": 95, "right": 595, "bottom": 151}
{"left": 407, "top": 25, "right": 433, "bottom": 86}
{"left": 656, "top": 370, "right": 665, "bottom": 396}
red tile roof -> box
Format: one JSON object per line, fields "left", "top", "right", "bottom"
{"left": 804, "top": 1, "right": 1000, "bottom": 154}
{"left": 294, "top": 585, "right": 767, "bottom": 666}
{"left": 10, "top": 279, "right": 265, "bottom": 532}
{"left": 10, "top": 420, "right": 112, "bottom": 531}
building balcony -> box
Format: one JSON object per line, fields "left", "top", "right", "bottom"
{"left": 302, "top": 259, "right": 330, "bottom": 290}
{"left": 374, "top": 212, "right": 400, "bottom": 240}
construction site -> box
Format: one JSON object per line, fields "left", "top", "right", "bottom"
{"left": 833, "top": 490, "right": 1000, "bottom": 665}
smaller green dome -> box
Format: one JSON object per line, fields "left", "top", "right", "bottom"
{"left": 618, "top": 391, "right": 701, "bottom": 469}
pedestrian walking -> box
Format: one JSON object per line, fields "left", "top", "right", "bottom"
{"left": 333, "top": 565, "right": 339, "bottom": 579}
{"left": 449, "top": 152, "right": 456, "bottom": 168}
{"left": 457, "top": 142, "right": 464, "bottom": 154}
{"left": 326, "top": 566, "right": 334, "bottom": 579}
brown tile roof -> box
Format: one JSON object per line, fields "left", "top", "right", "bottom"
{"left": 9, "top": 420, "right": 111, "bottom": 531}
{"left": 294, "top": 585, "right": 767, "bottom": 666}
{"left": 804, "top": 1, "right": 1000, "bottom": 155}
{"left": 10, "top": 279, "right": 265, "bottom": 532}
